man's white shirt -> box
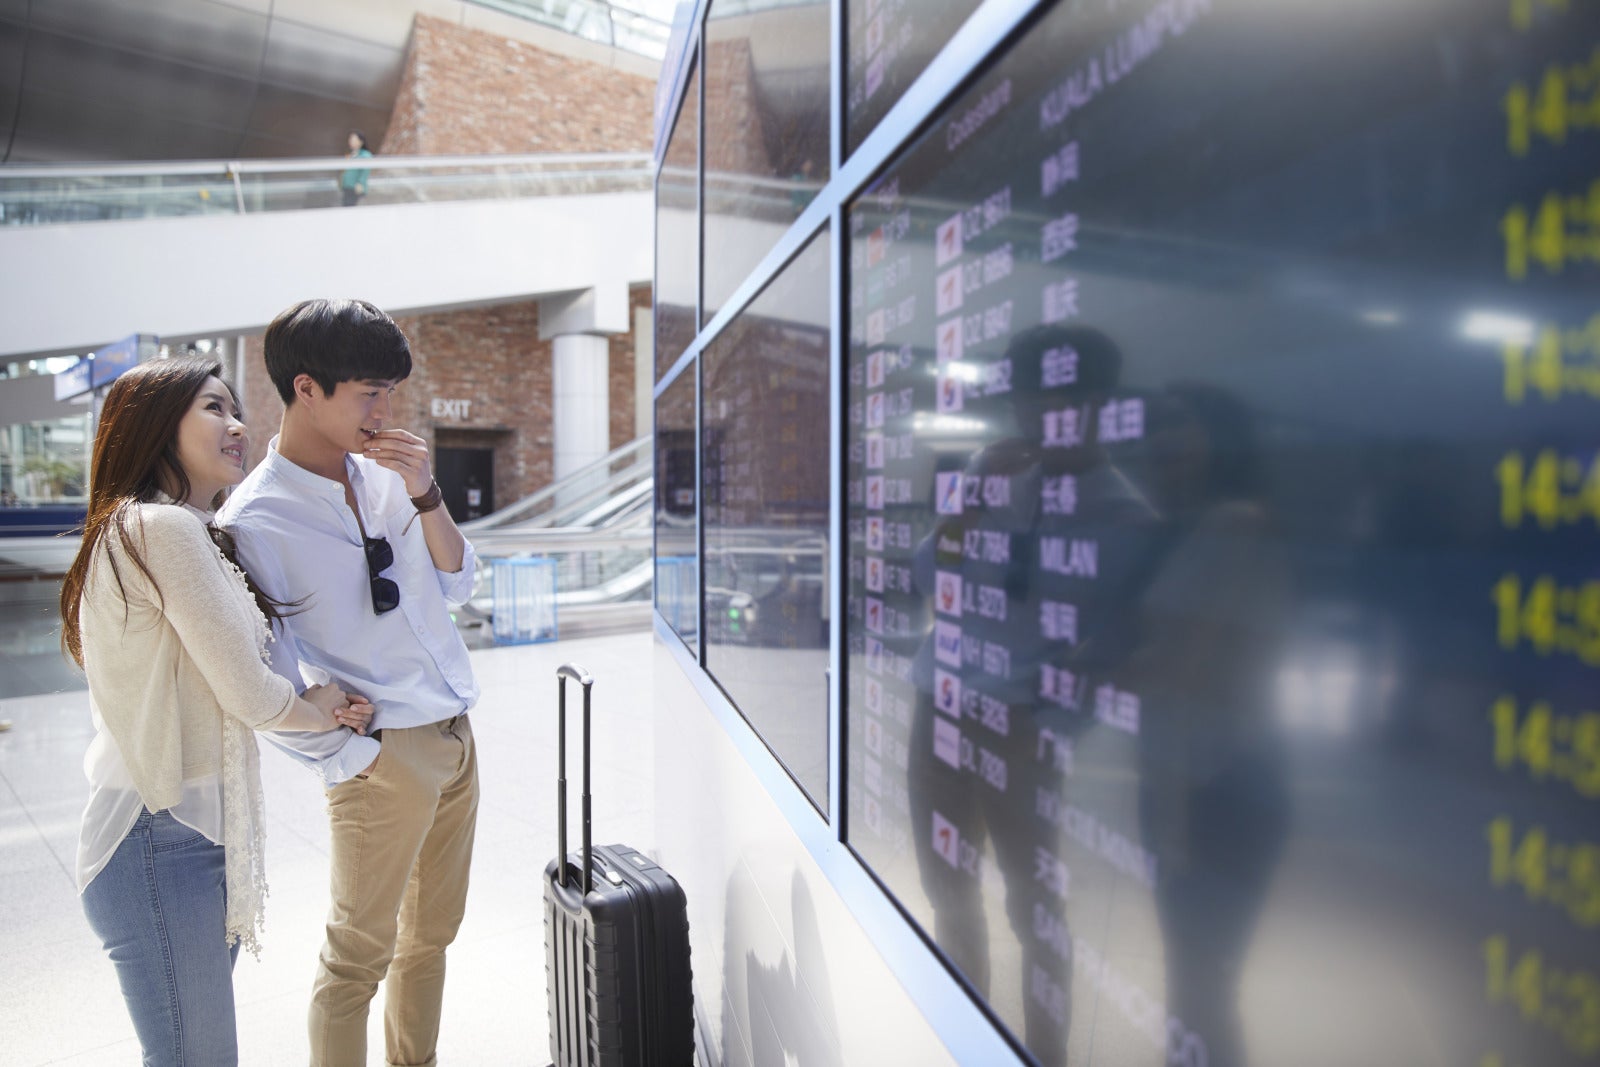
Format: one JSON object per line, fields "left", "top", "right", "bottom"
{"left": 218, "top": 437, "right": 479, "bottom": 786}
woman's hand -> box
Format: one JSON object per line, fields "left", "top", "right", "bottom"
{"left": 302, "top": 684, "right": 375, "bottom": 734}
{"left": 336, "top": 694, "right": 375, "bottom": 735}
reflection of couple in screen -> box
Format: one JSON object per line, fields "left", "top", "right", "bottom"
{"left": 907, "top": 325, "right": 1289, "bottom": 1066}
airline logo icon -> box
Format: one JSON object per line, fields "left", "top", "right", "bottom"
{"left": 866, "top": 556, "right": 884, "bottom": 593}
{"left": 864, "top": 676, "right": 882, "bottom": 712}
{"left": 937, "top": 373, "right": 964, "bottom": 413}
{"left": 936, "top": 213, "right": 963, "bottom": 267}
{"left": 865, "top": 12, "right": 884, "bottom": 57}
{"left": 937, "top": 317, "right": 963, "bottom": 365}
{"left": 866, "top": 475, "right": 884, "bottom": 511}
{"left": 934, "top": 621, "right": 963, "bottom": 667}
{"left": 866, "top": 349, "right": 885, "bottom": 388}
{"left": 866, "top": 636, "right": 883, "bottom": 675}
{"left": 865, "top": 755, "right": 883, "bottom": 796}
{"left": 866, "top": 516, "right": 884, "bottom": 552}
{"left": 866, "top": 434, "right": 885, "bottom": 470}
{"left": 864, "top": 794, "right": 882, "bottom": 834}
{"left": 936, "top": 266, "right": 964, "bottom": 316}
{"left": 865, "top": 53, "right": 885, "bottom": 99}
{"left": 864, "top": 716, "right": 883, "bottom": 756}
{"left": 934, "top": 716, "right": 961, "bottom": 770}
{"left": 933, "top": 668, "right": 962, "bottom": 718}
{"left": 932, "top": 811, "right": 960, "bottom": 868}
{"left": 935, "top": 471, "right": 964, "bottom": 515}
{"left": 866, "top": 309, "right": 886, "bottom": 345}
{"left": 935, "top": 571, "right": 962, "bottom": 617}
{"left": 866, "top": 392, "right": 885, "bottom": 428}
{"left": 865, "top": 596, "right": 884, "bottom": 634}
{"left": 866, "top": 225, "right": 885, "bottom": 268}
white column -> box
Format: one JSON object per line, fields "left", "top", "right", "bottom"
{"left": 550, "top": 332, "right": 611, "bottom": 482}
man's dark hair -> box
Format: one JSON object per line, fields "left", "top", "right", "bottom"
{"left": 264, "top": 298, "right": 412, "bottom": 405}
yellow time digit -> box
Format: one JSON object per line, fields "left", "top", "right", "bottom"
{"left": 1495, "top": 575, "right": 1521, "bottom": 649}
{"left": 1485, "top": 934, "right": 1508, "bottom": 1000}
{"left": 1502, "top": 341, "right": 1525, "bottom": 403}
{"left": 1504, "top": 205, "right": 1531, "bottom": 280}
{"left": 1503, "top": 325, "right": 1568, "bottom": 404}
{"left": 1491, "top": 697, "right": 1554, "bottom": 778}
{"left": 1567, "top": 845, "right": 1600, "bottom": 927}
{"left": 1497, "top": 450, "right": 1563, "bottom": 528}
{"left": 1488, "top": 816, "right": 1549, "bottom": 897}
{"left": 1486, "top": 935, "right": 1546, "bottom": 1018}
{"left": 1576, "top": 583, "right": 1600, "bottom": 665}
{"left": 1493, "top": 574, "right": 1559, "bottom": 653}
{"left": 1498, "top": 453, "right": 1524, "bottom": 526}
{"left": 1532, "top": 193, "right": 1568, "bottom": 274}
{"left": 1506, "top": 68, "right": 1570, "bottom": 156}
{"left": 1580, "top": 455, "right": 1600, "bottom": 525}
{"left": 1502, "top": 194, "right": 1570, "bottom": 280}
{"left": 1567, "top": 970, "right": 1600, "bottom": 1055}
{"left": 1574, "top": 714, "right": 1600, "bottom": 797}
{"left": 1511, "top": 946, "right": 1544, "bottom": 1020}
{"left": 1534, "top": 67, "right": 1570, "bottom": 147}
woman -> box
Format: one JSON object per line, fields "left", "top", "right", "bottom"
{"left": 339, "top": 129, "right": 373, "bottom": 206}
{"left": 59, "top": 357, "right": 372, "bottom": 1065}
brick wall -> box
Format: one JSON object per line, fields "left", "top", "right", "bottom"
{"left": 401, "top": 303, "right": 550, "bottom": 512}
{"left": 704, "top": 35, "right": 770, "bottom": 175}
{"left": 381, "top": 14, "right": 655, "bottom": 156}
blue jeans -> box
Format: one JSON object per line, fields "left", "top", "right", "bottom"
{"left": 82, "top": 810, "right": 240, "bottom": 1066}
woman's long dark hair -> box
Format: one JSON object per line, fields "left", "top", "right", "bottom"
{"left": 59, "top": 357, "right": 287, "bottom": 666}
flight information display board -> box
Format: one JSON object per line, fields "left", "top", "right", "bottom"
{"left": 844, "top": 0, "right": 983, "bottom": 156}
{"left": 843, "top": 1, "right": 1600, "bottom": 1065}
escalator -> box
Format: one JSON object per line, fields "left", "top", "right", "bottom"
{"left": 457, "top": 436, "right": 656, "bottom": 642}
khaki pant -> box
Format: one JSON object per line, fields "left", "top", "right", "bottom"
{"left": 310, "top": 714, "right": 479, "bottom": 1067}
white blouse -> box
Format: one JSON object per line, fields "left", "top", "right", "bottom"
{"left": 76, "top": 715, "right": 227, "bottom": 890}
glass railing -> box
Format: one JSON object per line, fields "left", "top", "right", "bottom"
{"left": 0, "top": 152, "right": 652, "bottom": 227}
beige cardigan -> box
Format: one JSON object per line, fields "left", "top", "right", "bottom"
{"left": 81, "top": 502, "right": 298, "bottom": 803}
{"left": 80, "top": 501, "right": 299, "bottom": 951}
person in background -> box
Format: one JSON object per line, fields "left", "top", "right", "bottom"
{"left": 219, "top": 299, "right": 480, "bottom": 1067}
{"left": 59, "top": 356, "right": 372, "bottom": 1065}
{"left": 339, "top": 130, "right": 373, "bottom": 207}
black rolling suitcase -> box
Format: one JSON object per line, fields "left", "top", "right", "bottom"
{"left": 544, "top": 663, "right": 694, "bottom": 1067}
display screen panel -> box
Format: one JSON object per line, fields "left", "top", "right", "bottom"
{"left": 844, "top": 2, "right": 1600, "bottom": 1065}
{"left": 844, "top": 0, "right": 983, "bottom": 157}
{"left": 656, "top": 367, "right": 698, "bottom": 649}
{"left": 704, "top": 229, "right": 832, "bottom": 810}
{"left": 702, "top": 0, "right": 830, "bottom": 324}
{"left": 656, "top": 56, "right": 700, "bottom": 381}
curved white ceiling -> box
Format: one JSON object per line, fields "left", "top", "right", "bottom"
{"left": 1, "top": 0, "right": 434, "bottom": 162}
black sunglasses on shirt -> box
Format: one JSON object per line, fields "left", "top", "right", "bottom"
{"left": 364, "top": 536, "right": 400, "bottom": 615}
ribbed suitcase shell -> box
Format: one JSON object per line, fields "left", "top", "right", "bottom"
{"left": 543, "top": 664, "right": 694, "bottom": 1067}
{"left": 543, "top": 846, "right": 693, "bottom": 1066}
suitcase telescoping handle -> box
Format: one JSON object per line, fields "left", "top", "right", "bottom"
{"left": 556, "top": 662, "right": 594, "bottom": 895}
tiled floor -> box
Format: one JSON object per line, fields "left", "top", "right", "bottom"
{"left": 1, "top": 629, "right": 658, "bottom": 1066}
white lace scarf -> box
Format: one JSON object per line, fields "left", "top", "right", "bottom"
{"left": 191, "top": 504, "right": 275, "bottom": 957}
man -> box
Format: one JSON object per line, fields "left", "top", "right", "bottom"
{"left": 220, "top": 298, "right": 479, "bottom": 1067}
